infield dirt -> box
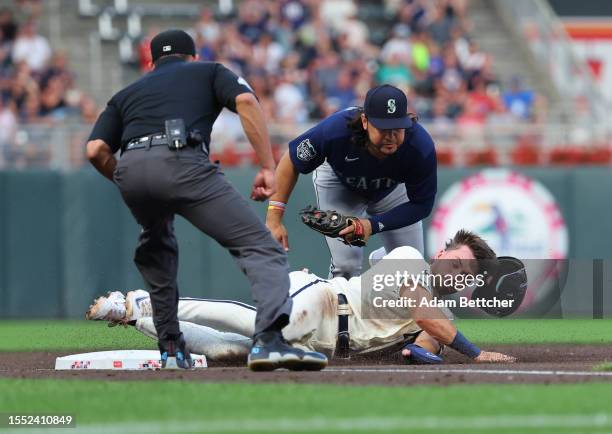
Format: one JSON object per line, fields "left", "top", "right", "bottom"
{"left": 1, "top": 344, "right": 611, "bottom": 386}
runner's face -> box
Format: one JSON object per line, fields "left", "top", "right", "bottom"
{"left": 361, "top": 114, "right": 404, "bottom": 158}
{"left": 430, "top": 245, "right": 478, "bottom": 294}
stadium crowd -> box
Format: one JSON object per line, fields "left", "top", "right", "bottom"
{"left": 3, "top": 0, "right": 603, "bottom": 168}
{"left": 0, "top": 2, "right": 97, "bottom": 167}
{"left": 135, "top": 0, "right": 546, "bottom": 164}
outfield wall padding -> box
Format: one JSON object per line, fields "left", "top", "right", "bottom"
{"left": 0, "top": 166, "right": 611, "bottom": 318}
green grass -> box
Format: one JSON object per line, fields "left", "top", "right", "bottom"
{"left": 1, "top": 319, "right": 612, "bottom": 352}
{"left": 1, "top": 320, "right": 612, "bottom": 433}
{"left": 0, "top": 380, "right": 611, "bottom": 433}
{"left": 594, "top": 362, "right": 612, "bottom": 372}
{"left": 0, "top": 320, "right": 154, "bottom": 352}
{"left": 457, "top": 319, "right": 612, "bottom": 345}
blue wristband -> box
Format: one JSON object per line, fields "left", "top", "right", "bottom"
{"left": 450, "top": 331, "right": 481, "bottom": 359}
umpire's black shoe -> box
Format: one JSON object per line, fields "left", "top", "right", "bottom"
{"left": 159, "top": 335, "right": 194, "bottom": 370}
{"left": 247, "top": 331, "right": 328, "bottom": 372}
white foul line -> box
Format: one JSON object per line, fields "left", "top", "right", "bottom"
{"left": 1, "top": 414, "right": 612, "bottom": 434}
{"left": 325, "top": 367, "right": 612, "bottom": 377}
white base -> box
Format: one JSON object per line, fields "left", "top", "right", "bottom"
{"left": 54, "top": 350, "right": 207, "bottom": 370}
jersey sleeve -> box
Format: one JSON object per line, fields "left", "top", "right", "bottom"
{"left": 287, "top": 121, "right": 330, "bottom": 174}
{"left": 88, "top": 100, "right": 123, "bottom": 153}
{"left": 212, "top": 63, "right": 255, "bottom": 112}
{"left": 404, "top": 124, "right": 438, "bottom": 201}
{"left": 405, "top": 149, "right": 437, "bottom": 202}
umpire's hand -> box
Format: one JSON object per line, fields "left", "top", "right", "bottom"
{"left": 251, "top": 168, "right": 276, "bottom": 201}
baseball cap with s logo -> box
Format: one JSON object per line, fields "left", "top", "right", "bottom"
{"left": 364, "top": 84, "right": 412, "bottom": 130}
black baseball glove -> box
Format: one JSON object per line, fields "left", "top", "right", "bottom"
{"left": 299, "top": 205, "right": 367, "bottom": 247}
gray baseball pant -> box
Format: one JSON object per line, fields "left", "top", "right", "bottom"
{"left": 113, "top": 145, "right": 292, "bottom": 342}
{"left": 313, "top": 161, "right": 424, "bottom": 279}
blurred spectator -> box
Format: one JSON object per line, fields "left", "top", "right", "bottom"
{"left": 426, "top": 2, "right": 455, "bottom": 45}
{"left": 466, "top": 78, "right": 496, "bottom": 118}
{"left": 195, "top": 8, "right": 221, "bottom": 44}
{"left": 380, "top": 24, "right": 411, "bottom": 65}
{"left": 0, "top": 0, "right": 553, "bottom": 169}
{"left": 340, "top": 10, "right": 370, "bottom": 51}
{"left": 311, "top": 48, "right": 342, "bottom": 95}
{"left": 319, "top": 0, "right": 358, "bottom": 31}
{"left": 438, "top": 47, "right": 464, "bottom": 94}
{"left": 327, "top": 67, "right": 358, "bottom": 109}
{"left": 12, "top": 20, "right": 50, "bottom": 72}
{"left": 39, "top": 75, "right": 67, "bottom": 119}
{"left": 237, "top": 0, "right": 269, "bottom": 44}
{"left": 273, "top": 71, "right": 307, "bottom": 124}
{"left": 40, "top": 50, "right": 74, "bottom": 90}
{"left": 460, "top": 40, "right": 487, "bottom": 79}
{"left": 397, "top": 0, "right": 427, "bottom": 31}
{"left": 0, "top": 8, "right": 17, "bottom": 44}
{"left": 502, "top": 76, "right": 535, "bottom": 120}
{"left": 195, "top": 32, "right": 217, "bottom": 62}
{"left": 252, "top": 31, "right": 285, "bottom": 74}
{"left": 376, "top": 52, "right": 413, "bottom": 87}
{"left": 411, "top": 30, "right": 430, "bottom": 72}
{"left": 279, "top": 0, "right": 309, "bottom": 30}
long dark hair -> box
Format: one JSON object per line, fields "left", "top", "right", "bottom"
{"left": 347, "top": 108, "right": 419, "bottom": 148}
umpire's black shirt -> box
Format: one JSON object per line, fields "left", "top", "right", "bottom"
{"left": 89, "top": 56, "right": 253, "bottom": 153}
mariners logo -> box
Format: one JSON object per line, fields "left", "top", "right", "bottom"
{"left": 296, "top": 138, "right": 317, "bottom": 162}
{"left": 387, "top": 99, "right": 396, "bottom": 114}
{"left": 427, "top": 169, "right": 568, "bottom": 259}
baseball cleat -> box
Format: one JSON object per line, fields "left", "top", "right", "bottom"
{"left": 159, "top": 335, "right": 193, "bottom": 370}
{"left": 85, "top": 291, "right": 127, "bottom": 326}
{"left": 247, "top": 331, "right": 328, "bottom": 372}
{"left": 125, "top": 289, "right": 152, "bottom": 321}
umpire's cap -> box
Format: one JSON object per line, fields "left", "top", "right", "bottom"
{"left": 150, "top": 29, "right": 196, "bottom": 63}
{"left": 364, "top": 84, "right": 413, "bottom": 130}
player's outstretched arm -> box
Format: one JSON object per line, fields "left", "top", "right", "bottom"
{"left": 405, "top": 286, "right": 516, "bottom": 363}
{"left": 266, "top": 151, "right": 299, "bottom": 251}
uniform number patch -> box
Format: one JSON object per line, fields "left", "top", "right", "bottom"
{"left": 296, "top": 138, "right": 317, "bottom": 162}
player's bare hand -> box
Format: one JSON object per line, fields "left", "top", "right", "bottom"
{"left": 339, "top": 218, "right": 372, "bottom": 244}
{"left": 474, "top": 351, "right": 516, "bottom": 363}
{"left": 266, "top": 220, "right": 290, "bottom": 251}
{"left": 251, "top": 168, "right": 276, "bottom": 201}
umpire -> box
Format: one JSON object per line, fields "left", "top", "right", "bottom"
{"left": 86, "top": 29, "right": 327, "bottom": 371}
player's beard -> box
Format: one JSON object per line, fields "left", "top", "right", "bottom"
{"left": 366, "top": 140, "right": 400, "bottom": 158}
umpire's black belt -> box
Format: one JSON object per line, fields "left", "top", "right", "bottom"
{"left": 335, "top": 294, "right": 350, "bottom": 359}
{"left": 124, "top": 133, "right": 174, "bottom": 152}
{"left": 124, "top": 134, "right": 171, "bottom": 152}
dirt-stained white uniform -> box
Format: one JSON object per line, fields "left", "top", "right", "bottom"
{"left": 136, "top": 246, "right": 431, "bottom": 359}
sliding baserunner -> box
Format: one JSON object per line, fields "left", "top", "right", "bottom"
{"left": 87, "top": 230, "right": 524, "bottom": 364}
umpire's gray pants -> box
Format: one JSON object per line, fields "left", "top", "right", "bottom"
{"left": 313, "top": 161, "right": 424, "bottom": 279}
{"left": 113, "top": 146, "right": 292, "bottom": 341}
